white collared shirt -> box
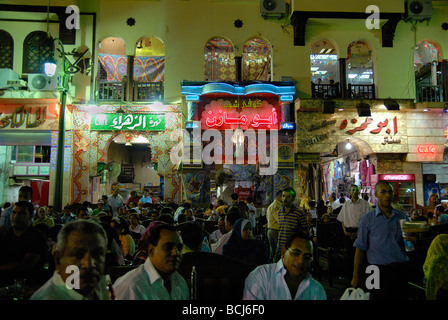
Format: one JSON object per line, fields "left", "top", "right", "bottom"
{"left": 113, "top": 256, "right": 189, "bottom": 300}
{"left": 242, "top": 260, "right": 327, "bottom": 300}
{"left": 337, "top": 198, "right": 371, "bottom": 228}
{"left": 30, "top": 271, "right": 111, "bottom": 300}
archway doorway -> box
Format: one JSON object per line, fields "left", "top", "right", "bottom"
{"left": 103, "top": 133, "right": 161, "bottom": 201}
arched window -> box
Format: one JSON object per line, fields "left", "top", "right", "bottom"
{"left": 242, "top": 38, "right": 271, "bottom": 81}
{"left": 310, "top": 39, "right": 338, "bottom": 84}
{"left": 0, "top": 30, "right": 13, "bottom": 69}
{"left": 23, "top": 31, "right": 54, "bottom": 74}
{"left": 134, "top": 36, "right": 165, "bottom": 83}
{"left": 133, "top": 36, "right": 165, "bottom": 101}
{"left": 346, "top": 40, "right": 373, "bottom": 85}
{"left": 204, "top": 37, "right": 235, "bottom": 81}
{"left": 97, "top": 36, "right": 127, "bottom": 82}
{"left": 414, "top": 40, "right": 443, "bottom": 102}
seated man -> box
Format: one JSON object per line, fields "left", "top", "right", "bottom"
{"left": 113, "top": 223, "right": 189, "bottom": 300}
{"left": 0, "top": 201, "right": 49, "bottom": 287}
{"left": 242, "top": 231, "right": 326, "bottom": 300}
{"left": 30, "top": 219, "right": 112, "bottom": 300}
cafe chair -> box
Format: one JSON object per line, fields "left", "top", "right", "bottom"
{"left": 177, "top": 251, "right": 256, "bottom": 300}
{"left": 315, "top": 219, "right": 347, "bottom": 287}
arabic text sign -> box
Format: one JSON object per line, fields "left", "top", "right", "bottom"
{"left": 201, "top": 100, "right": 279, "bottom": 130}
{"left": 91, "top": 113, "right": 165, "bottom": 131}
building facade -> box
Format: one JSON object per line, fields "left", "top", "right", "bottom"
{"left": 0, "top": 0, "right": 447, "bottom": 210}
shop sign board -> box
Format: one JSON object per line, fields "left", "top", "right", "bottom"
{"left": 200, "top": 99, "right": 279, "bottom": 131}
{"left": 91, "top": 113, "right": 165, "bottom": 131}
{"left": 0, "top": 105, "right": 59, "bottom": 129}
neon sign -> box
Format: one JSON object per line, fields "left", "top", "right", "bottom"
{"left": 418, "top": 145, "right": 436, "bottom": 153}
{"left": 201, "top": 99, "right": 279, "bottom": 130}
{"left": 379, "top": 174, "right": 414, "bottom": 181}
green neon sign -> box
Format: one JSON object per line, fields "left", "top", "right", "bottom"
{"left": 91, "top": 113, "right": 165, "bottom": 131}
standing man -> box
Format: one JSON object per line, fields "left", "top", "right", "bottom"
{"left": 0, "top": 185, "right": 33, "bottom": 230}
{"left": 0, "top": 201, "right": 49, "bottom": 287}
{"left": 243, "top": 231, "right": 326, "bottom": 300}
{"left": 276, "top": 187, "right": 308, "bottom": 261}
{"left": 30, "top": 219, "right": 111, "bottom": 300}
{"left": 113, "top": 223, "right": 189, "bottom": 299}
{"left": 352, "top": 181, "right": 412, "bottom": 300}
{"left": 266, "top": 190, "right": 282, "bottom": 262}
{"left": 108, "top": 187, "right": 124, "bottom": 218}
{"left": 337, "top": 184, "right": 370, "bottom": 278}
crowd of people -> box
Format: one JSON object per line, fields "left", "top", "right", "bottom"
{"left": 0, "top": 182, "right": 446, "bottom": 301}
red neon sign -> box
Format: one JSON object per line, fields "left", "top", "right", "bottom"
{"left": 201, "top": 100, "right": 279, "bottom": 130}
{"left": 378, "top": 174, "right": 415, "bottom": 181}
{"left": 417, "top": 145, "right": 436, "bottom": 153}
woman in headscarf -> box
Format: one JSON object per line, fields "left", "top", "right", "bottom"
{"left": 222, "top": 218, "right": 268, "bottom": 266}
{"left": 423, "top": 234, "right": 448, "bottom": 300}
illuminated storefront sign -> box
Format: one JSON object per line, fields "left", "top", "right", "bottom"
{"left": 378, "top": 174, "right": 415, "bottom": 181}
{"left": 0, "top": 105, "right": 57, "bottom": 129}
{"left": 201, "top": 99, "right": 279, "bottom": 130}
{"left": 91, "top": 113, "right": 165, "bottom": 131}
{"left": 417, "top": 145, "right": 436, "bottom": 153}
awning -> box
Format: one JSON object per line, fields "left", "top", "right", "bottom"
{"left": 0, "top": 130, "right": 52, "bottom": 145}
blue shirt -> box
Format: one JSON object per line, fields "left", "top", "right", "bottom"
{"left": 354, "top": 206, "right": 410, "bottom": 266}
{"left": 242, "top": 260, "right": 327, "bottom": 300}
{"left": 140, "top": 195, "right": 153, "bottom": 204}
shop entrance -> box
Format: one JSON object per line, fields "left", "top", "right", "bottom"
{"left": 321, "top": 138, "right": 373, "bottom": 201}
{"left": 97, "top": 133, "right": 161, "bottom": 201}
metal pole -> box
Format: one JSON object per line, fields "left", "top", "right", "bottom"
{"left": 54, "top": 90, "right": 66, "bottom": 211}
{"left": 52, "top": 39, "right": 69, "bottom": 212}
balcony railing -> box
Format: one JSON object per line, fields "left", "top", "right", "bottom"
{"left": 416, "top": 84, "right": 443, "bottom": 102}
{"left": 311, "top": 83, "right": 375, "bottom": 99}
{"left": 348, "top": 84, "right": 375, "bottom": 100}
{"left": 97, "top": 80, "right": 125, "bottom": 101}
{"left": 133, "top": 81, "right": 164, "bottom": 102}
{"left": 311, "top": 83, "right": 341, "bottom": 99}
{"left": 96, "top": 80, "right": 164, "bottom": 102}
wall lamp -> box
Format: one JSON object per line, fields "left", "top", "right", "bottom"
{"left": 357, "top": 102, "right": 371, "bottom": 117}
{"left": 384, "top": 99, "right": 400, "bottom": 111}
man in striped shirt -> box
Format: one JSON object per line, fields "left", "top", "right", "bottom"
{"left": 276, "top": 187, "right": 309, "bottom": 261}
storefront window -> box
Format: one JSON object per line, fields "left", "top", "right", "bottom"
{"left": 11, "top": 145, "right": 51, "bottom": 163}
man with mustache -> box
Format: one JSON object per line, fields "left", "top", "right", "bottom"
{"left": 242, "top": 231, "right": 326, "bottom": 300}
{"left": 30, "top": 219, "right": 111, "bottom": 300}
{"left": 113, "top": 223, "right": 189, "bottom": 299}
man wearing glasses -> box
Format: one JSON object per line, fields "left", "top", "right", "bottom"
{"left": 242, "top": 231, "right": 326, "bottom": 300}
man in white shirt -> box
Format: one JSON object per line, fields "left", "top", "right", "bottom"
{"left": 30, "top": 220, "right": 111, "bottom": 300}
{"left": 209, "top": 216, "right": 226, "bottom": 245}
{"left": 336, "top": 184, "right": 370, "bottom": 279}
{"left": 329, "top": 192, "right": 341, "bottom": 211}
{"left": 113, "top": 224, "right": 189, "bottom": 299}
{"left": 243, "top": 231, "right": 326, "bottom": 300}
{"left": 107, "top": 187, "right": 124, "bottom": 217}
